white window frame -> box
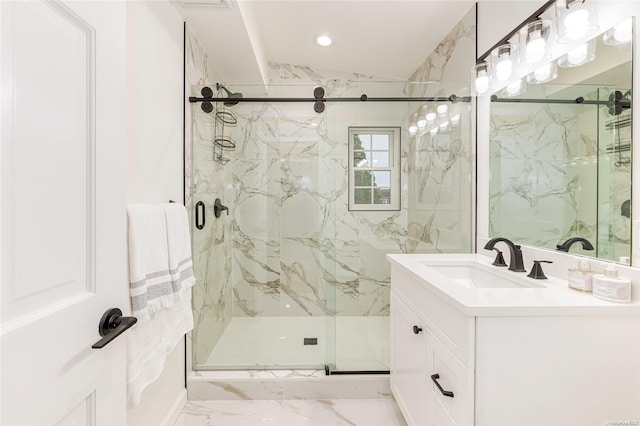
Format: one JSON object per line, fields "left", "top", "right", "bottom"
{"left": 348, "top": 126, "right": 401, "bottom": 211}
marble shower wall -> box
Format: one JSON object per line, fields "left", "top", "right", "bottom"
{"left": 226, "top": 73, "right": 474, "bottom": 317}
{"left": 404, "top": 6, "right": 475, "bottom": 258}
{"left": 186, "top": 27, "right": 234, "bottom": 366}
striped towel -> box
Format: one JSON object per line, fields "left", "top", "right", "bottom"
{"left": 126, "top": 204, "right": 174, "bottom": 321}
{"left": 161, "top": 203, "right": 196, "bottom": 299}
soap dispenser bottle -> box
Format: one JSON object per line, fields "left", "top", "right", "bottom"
{"left": 592, "top": 264, "right": 632, "bottom": 303}
{"left": 568, "top": 259, "right": 593, "bottom": 292}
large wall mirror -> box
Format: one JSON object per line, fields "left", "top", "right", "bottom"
{"left": 488, "top": 16, "right": 633, "bottom": 264}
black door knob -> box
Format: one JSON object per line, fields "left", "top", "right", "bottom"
{"left": 92, "top": 308, "right": 137, "bottom": 349}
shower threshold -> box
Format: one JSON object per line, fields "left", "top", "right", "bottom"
{"left": 187, "top": 369, "right": 392, "bottom": 401}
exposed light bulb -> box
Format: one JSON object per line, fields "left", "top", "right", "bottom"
{"left": 417, "top": 117, "right": 427, "bottom": 129}
{"left": 426, "top": 112, "right": 436, "bottom": 121}
{"left": 564, "top": 7, "right": 589, "bottom": 40}
{"left": 495, "top": 57, "right": 513, "bottom": 81}
{"left": 429, "top": 127, "right": 438, "bottom": 136}
{"left": 526, "top": 32, "right": 546, "bottom": 63}
{"left": 475, "top": 73, "right": 489, "bottom": 94}
{"left": 473, "top": 62, "right": 490, "bottom": 95}
{"left": 436, "top": 104, "right": 448, "bottom": 115}
{"left": 408, "top": 125, "right": 418, "bottom": 136}
{"left": 567, "top": 43, "right": 588, "bottom": 65}
{"left": 450, "top": 114, "right": 461, "bottom": 125}
{"left": 505, "top": 79, "right": 522, "bottom": 96}
{"left": 439, "top": 121, "right": 449, "bottom": 129}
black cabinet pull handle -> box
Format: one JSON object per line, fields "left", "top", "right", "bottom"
{"left": 195, "top": 201, "right": 205, "bottom": 230}
{"left": 413, "top": 325, "right": 422, "bottom": 334}
{"left": 431, "top": 374, "right": 454, "bottom": 398}
{"left": 92, "top": 308, "right": 137, "bottom": 349}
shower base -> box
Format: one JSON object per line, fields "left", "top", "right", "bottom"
{"left": 204, "top": 316, "right": 389, "bottom": 371}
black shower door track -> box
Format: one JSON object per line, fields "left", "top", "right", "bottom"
{"left": 188, "top": 95, "right": 471, "bottom": 104}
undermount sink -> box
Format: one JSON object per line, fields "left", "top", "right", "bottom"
{"left": 420, "top": 261, "right": 544, "bottom": 289}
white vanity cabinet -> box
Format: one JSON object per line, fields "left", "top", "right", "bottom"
{"left": 390, "top": 263, "right": 640, "bottom": 426}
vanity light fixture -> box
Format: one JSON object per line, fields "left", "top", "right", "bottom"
{"left": 527, "top": 61, "right": 558, "bottom": 84}
{"left": 521, "top": 20, "right": 552, "bottom": 64}
{"left": 558, "top": 39, "right": 596, "bottom": 67}
{"left": 436, "top": 104, "right": 448, "bottom": 115}
{"left": 473, "top": 62, "right": 490, "bottom": 95}
{"left": 316, "top": 35, "right": 332, "bottom": 47}
{"left": 603, "top": 18, "right": 633, "bottom": 46}
{"left": 429, "top": 127, "right": 438, "bottom": 136}
{"left": 450, "top": 114, "right": 461, "bottom": 126}
{"left": 492, "top": 43, "right": 516, "bottom": 82}
{"left": 556, "top": 0, "right": 598, "bottom": 43}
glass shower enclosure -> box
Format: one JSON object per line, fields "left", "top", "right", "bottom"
{"left": 188, "top": 81, "right": 473, "bottom": 373}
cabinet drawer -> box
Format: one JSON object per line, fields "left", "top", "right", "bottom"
{"left": 426, "top": 329, "right": 473, "bottom": 426}
{"left": 392, "top": 269, "right": 473, "bottom": 364}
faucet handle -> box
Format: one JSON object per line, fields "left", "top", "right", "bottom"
{"left": 527, "top": 260, "right": 553, "bottom": 279}
{"left": 491, "top": 248, "right": 507, "bottom": 267}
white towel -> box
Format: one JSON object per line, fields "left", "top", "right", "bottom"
{"left": 126, "top": 204, "right": 174, "bottom": 321}
{"left": 161, "top": 203, "right": 196, "bottom": 299}
{"left": 125, "top": 202, "right": 195, "bottom": 408}
{"left": 126, "top": 298, "right": 193, "bottom": 407}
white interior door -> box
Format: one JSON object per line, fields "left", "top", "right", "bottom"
{"left": 1, "top": 1, "right": 128, "bottom": 424}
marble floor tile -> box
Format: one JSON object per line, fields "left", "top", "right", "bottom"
{"left": 174, "top": 399, "right": 407, "bottom": 426}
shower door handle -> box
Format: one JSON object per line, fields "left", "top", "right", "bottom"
{"left": 92, "top": 308, "right": 137, "bottom": 349}
{"left": 195, "top": 201, "right": 205, "bottom": 229}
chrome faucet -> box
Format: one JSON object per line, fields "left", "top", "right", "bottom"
{"left": 556, "top": 237, "right": 594, "bottom": 252}
{"left": 484, "top": 237, "right": 526, "bottom": 272}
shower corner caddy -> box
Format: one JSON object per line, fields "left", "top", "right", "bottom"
{"left": 201, "top": 85, "right": 237, "bottom": 165}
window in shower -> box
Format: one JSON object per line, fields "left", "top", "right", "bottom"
{"left": 348, "top": 127, "right": 400, "bottom": 211}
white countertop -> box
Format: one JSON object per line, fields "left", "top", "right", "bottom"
{"left": 387, "top": 253, "right": 640, "bottom": 316}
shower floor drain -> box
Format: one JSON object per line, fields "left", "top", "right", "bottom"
{"left": 303, "top": 337, "right": 318, "bottom": 345}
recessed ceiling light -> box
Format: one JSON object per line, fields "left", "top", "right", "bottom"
{"left": 316, "top": 35, "right": 332, "bottom": 47}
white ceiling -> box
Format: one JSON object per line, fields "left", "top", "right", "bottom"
{"left": 177, "top": 0, "right": 476, "bottom": 85}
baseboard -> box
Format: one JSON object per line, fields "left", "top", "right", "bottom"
{"left": 161, "top": 388, "right": 187, "bottom": 426}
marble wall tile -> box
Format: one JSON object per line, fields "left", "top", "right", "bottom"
{"left": 407, "top": 7, "right": 476, "bottom": 91}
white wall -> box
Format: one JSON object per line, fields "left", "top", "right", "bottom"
{"left": 125, "top": 1, "right": 186, "bottom": 425}
{"left": 476, "top": 1, "right": 640, "bottom": 267}
{"left": 126, "top": 0, "right": 184, "bottom": 204}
